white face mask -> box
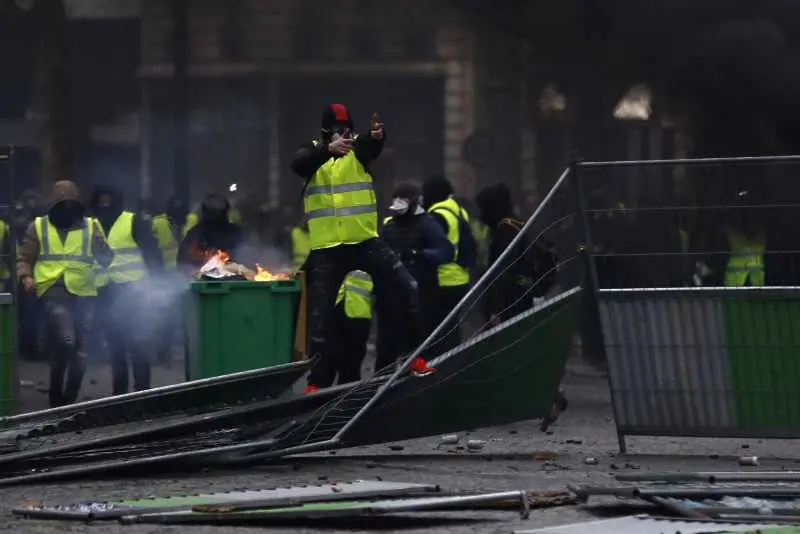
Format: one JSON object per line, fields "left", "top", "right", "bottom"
{"left": 389, "top": 198, "right": 410, "bottom": 215}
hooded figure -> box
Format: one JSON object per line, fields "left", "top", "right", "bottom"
{"left": 289, "top": 103, "right": 435, "bottom": 392}
{"left": 376, "top": 183, "right": 453, "bottom": 370}
{"left": 177, "top": 193, "right": 244, "bottom": 270}
{"left": 89, "top": 185, "right": 162, "bottom": 396}
{"left": 475, "top": 182, "right": 557, "bottom": 322}
{"left": 17, "top": 181, "right": 113, "bottom": 407}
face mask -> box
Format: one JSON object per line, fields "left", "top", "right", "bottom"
{"left": 389, "top": 198, "right": 410, "bottom": 215}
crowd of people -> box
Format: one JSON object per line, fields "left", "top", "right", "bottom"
{"left": 0, "top": 102, "right": 562, "bottom": 412}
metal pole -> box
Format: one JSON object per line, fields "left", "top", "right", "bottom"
{"left": 333, "top": 166, "right": 573, "bottom": 441}
{"left": 577, "top": 154, "right": 800, "bottom": 168}
{"left": 617, "top": 471, "right": 800, "bottom": 483}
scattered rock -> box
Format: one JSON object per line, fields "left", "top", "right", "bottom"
{"left": 533, "top": 451, "right": 554, "bottom": 461}
{"left": 317, "top": 475, "right": 329, "bottom": 481}
{"left": 440, "top": 434, "right": 459, "bottom": 445}
{"left": 610, "top": 463, "right": 620, "bottom": 470}
{"left": 584, "top": 457, "right": 598, "bottom": 465}
{"left": 467, "top": 440, "right": 486, "bottom": 451}
{"left": 625, "top": 462, "right": 641, "bottom": 470}
{"left": 389, "top": 445, "right": 404, "bottom": 451}
{"left": 456, "top": 446, "right": 465, "bottom": 451}
{"left": 566, "top": 439, "right": 583, "bottom": 445}
{"left": 741, "top": 444, "right": 750, "bottom": 449}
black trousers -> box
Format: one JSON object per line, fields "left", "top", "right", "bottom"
{"left": 375, "top": 282, "right": 437, "bottom": 372}
{"left": 39, "top": 295, "right": 91, "bottom": 407}
{"left": 332, "top": 303, "right": 371, "bottom": 384}
{"left": 427, "top": 283, "right": 470, "bottom": 358}
{"left": 306, "top": 238, "right": 422, "bottom": 388}
{"left": 98, "top": 282, "right": 152, "bottom": 396}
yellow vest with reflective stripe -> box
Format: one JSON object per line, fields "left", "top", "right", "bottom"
{"left": 429, "top": 197, "right": 470, "bottom": 287}
{"left": 291, "top": 226, "right": 311, "bottom": 270}
{"left": 303, "top": 141, "right": 378, "bottom": 250}
{"left": 96, "top": 212, "right": 146, "bottom": 286}
{"left": 152, "top": 214, "right": 195, "bottom": 269}
{"left": 471, "top": 218, "right": 489, "bottom": 268}
{"left": 335, "top": 270, "right": 373, "bottom": 319}
{"left": 34, "top": 216, "right": 97, "bottom": 297}
{"left": 725, "top": 230, "right": 765, "bottom": 287}
{"left": 0, "top": 220, "right": 9, "bottom": 281}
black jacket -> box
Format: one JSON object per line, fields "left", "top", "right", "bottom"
{"left": 290, "top": 132, "right": 386, "bottom": 179}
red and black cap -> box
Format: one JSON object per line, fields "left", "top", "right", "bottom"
{"left": 322, "top": 103, "right": 354, "bottom": 131}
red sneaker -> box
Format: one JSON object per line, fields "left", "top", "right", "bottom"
{"left": 410, "top": 357, "right": 436, "bottom": 376}
{"left": 304, "top": 385, "right": 320, "bottom": 394}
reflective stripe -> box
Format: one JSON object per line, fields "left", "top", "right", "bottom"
{"left": 41, "top": 218, "right": 91, "bottom": 261}
{"left": 306, "top": 204, "right": 377, "bottom": 220}
{"left": 348, "top": 270, "right": 371, "bottom": 282}
{"left": 345, "top": 285, "right": 372, "bottom": 298}
{"left": 40, "top": 254, "right": 94, "bottom": 263}
{"left": 305, "top": 181, "right": 374, "bottom": 196}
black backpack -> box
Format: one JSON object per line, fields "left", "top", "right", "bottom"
{"left": 434, "top": 205, "right": 478, "bottom": 270}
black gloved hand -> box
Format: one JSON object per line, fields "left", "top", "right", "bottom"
{"left": 400, "top": 249, "right": 421, "bottom": 263}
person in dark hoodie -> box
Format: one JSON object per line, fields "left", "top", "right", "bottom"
{"left": 90, "top": 186, "right": 163, "bottom": 395}
{"left": 177, "top": 194, "right": 244, "bottom": 271}
{"left": 475, "top": 182, "right": 567, "bottom": 431}
{"left": 17, "top": 181, "right": 113, "bottom": 407}
{"left": 475, "top": 183, "right": 558, "bottom": 324}
{"left": 376, "top": 183, "right": 454, "bottom": 371}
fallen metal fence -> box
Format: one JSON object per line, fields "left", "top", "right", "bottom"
{"left": 574, "top": 155, "right": 800, "bottom": 451}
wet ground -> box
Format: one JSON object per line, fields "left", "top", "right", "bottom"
{"left": 6, "top": 357, "right": 800, "bottom": 533}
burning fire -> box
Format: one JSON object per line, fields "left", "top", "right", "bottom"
{"left": 194, "top": 246, "right": 292, "bottom": 282}
{"left": 253, "top": 263, "right": 292, "bottom": 282}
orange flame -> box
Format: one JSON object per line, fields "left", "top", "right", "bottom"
{"left": 253, "top": 263, "right": 292, "bottom": 282}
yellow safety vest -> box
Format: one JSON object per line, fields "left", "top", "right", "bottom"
{"left": 34, "top": 216, "right": 97, "bottom": 297}
{"left": 303, "top": 141, "right": 378, "bottom": 251}
{"left": 96, "top": 212, "right": 146, "bottom": 286}
{"left": 290, "top": 226, "right": 311, "bottom": 270}
{"left": 335, "top": 270, "right": 374, "bottom": 319}
{"left": 725, "top": 230, "right": 765, "bottom": 287}
{"left": 0, "top": 220, "right": 9, "bottom": 282}
{"left": 428, "top": 197, "right": 470, "bottom": 287}
{"left": 228, "top": 208, "right": 241, "bottom": 224}
{"left": 471, "top": 218, "right": 489, "bottom": 268}
{"left": 152, "top": 214, "right": 195, "bottom": 269}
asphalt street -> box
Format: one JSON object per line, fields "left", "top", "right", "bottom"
{"left": 5, "top": 358, "right": 800, "bottom": 533}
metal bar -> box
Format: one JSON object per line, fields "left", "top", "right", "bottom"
{"left": 600, "top": 286, "right": 800, "bottom": 299}
{"left": 642, "top": 496, "right": 711, "bottom": 519}
{"left": 637, "top": 487, "right": 800, "bottom": 498}
{"left": 617, "top": 471, "right": 800, "bottom": 483}
{"left": 0, "top": 360, "right": 309, "bottom": 427}
{"left": 577, "top": 154, "right": 800, "bottom": 168}
{"left": 331, "top": 166, "right": 573, "bottom": 442}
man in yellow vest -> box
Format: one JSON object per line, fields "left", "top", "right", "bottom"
{"left": 333, "top": 270, "right": 373, "bottom": 384}
{"left": 290, "top": 218, "right": 311, "bottom": 271}
{"left": 91, "top": 186, "right": 163, "bottom": 396}
{"left": 421, "top": 175, "right": 474, "bottom": 356}
{"left": 291, "top": 103, "right": 434, "bottom": 393}
{"left": 151, "top": 195, "right": 196, "bottom": 366}
{"left": 17, "top": 181, "right": 113, "bottom": 407}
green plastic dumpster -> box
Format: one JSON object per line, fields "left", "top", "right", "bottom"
{"left": 185, "top": 279, "right": 300, "bottom": 381}
{"left": 0, "top": 293, "right": 15, "bottom": 416}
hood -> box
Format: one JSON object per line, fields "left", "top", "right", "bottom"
{"left": 421, "top": 175, "right": 453, "bottom": 208}
{"left": 47, "top": 181, "right": 83, "bottom": 211}
{"left": 475, "top": 183, "right": 514, "bottom": 228}
{"left": 388, "top": 183, "right": 424, "bottom": 217}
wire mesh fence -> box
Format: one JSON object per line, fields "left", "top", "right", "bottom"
{"left": 576, "top": 156, "right": 800, "bottom": 290}
{"left": 575, "top": 156, "right": 800, "bottom": 451}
